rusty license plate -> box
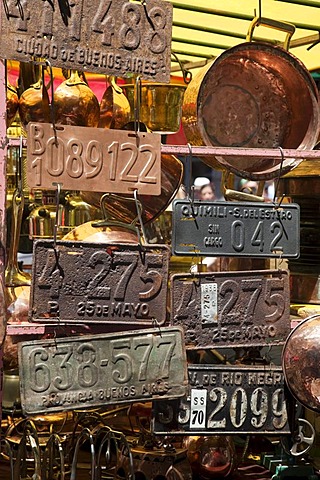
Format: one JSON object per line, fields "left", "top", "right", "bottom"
{"left": 170, "top": 269, "right": 290, "bottom": 349}
{"left": 19, "top": 326, "right": 188, "bottom": 414}
{"left": 152, "top": 364, "right": 290, "bottom": 435}
{"left": 30, "top": 240, "right": 170, "bottom": 324}
{"left": 172, "top": 200, "right": 300, "bottom": 258}
{"left": 27, "top": 123, "right": 161, "bottom": 195}
{"left": 0, "top": 0, "right": 172, "bottom": 82}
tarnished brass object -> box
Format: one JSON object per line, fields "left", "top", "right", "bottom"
{"left": 81, "top": 153, "right": 183, "bottom": 224}
{"left": 118, "top": 445, "right": 193, "bottom": 480}
{"left": 54, "top": 70, "right": 100, "bottom": 127}
{"left": 122, "top": 82, "right": 187, "bottom": 134}
{"left": 99, "top": 76, "right": 131, "bottom": 130}
{"left": 62, "top": 221, "right": 138, "bottom": 243}
{"left": 6, "top": 83, "right": 19, "bottom": 127}
{"left": 183, "top": 436, "right": 235, "bottom": 479}
{"left": 5, "top": 190, "right": 31, "bottom": 286}
{"left": 283, "top": 314, "right": 320, "bottom": 413}
{"left": 19, "top": 78, "right": 50, "bottom": 128}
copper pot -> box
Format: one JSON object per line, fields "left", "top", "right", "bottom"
{"left": 182, "top": 17, "right": 320, "bottom": 180}
{"left": 99, "top": 76, "right": 131, "bottom": 130}
{"left": 19, "top": 75, "right": 50, "bottom": 128}
{"left": 62, "top": 220, "right": 139, "bottom": 243}
{"left": 81, "top": 153, "right": 183, "bottom": 225}
{"left": 6, "top": 83, "right": 19, "bottom": 127}
{"left": 54, "top": 70, "right": 100, "bottom": 127}
{"left": 282, "top": 314, "right": 320, "bottom": 413}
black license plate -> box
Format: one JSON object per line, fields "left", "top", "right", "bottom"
{"left": 152, "top": 365, "right": 290, "bottom": 435}
{"left": 172, "top": 200, "right": 300, "bottom": 258}
{"left": 30, "top": 240, "right": 170, "bottom": 324}
{"left": 170, "top": 269, "right": 290, "bottom": 349}
{"left": 19, "top": 327, "right": 188, "bottom": 414}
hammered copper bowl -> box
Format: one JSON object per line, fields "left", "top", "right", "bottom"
{"left": 62, "top": 221, "right": 139, "bottom": 243}
{"left": 282, "top": 314, "right": 320, "bottom": 412}
{"left": 182, "top": 42, "right": 320, "bottom": 180}
{"left": 54, "top": 71, "right": 100, "bottom": 127}
{"left": 81, "top": 153, "right": 183, "bottom": 225}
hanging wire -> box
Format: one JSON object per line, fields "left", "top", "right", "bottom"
{"left": 273, "top": 146, "right": 286, "bottom": 207}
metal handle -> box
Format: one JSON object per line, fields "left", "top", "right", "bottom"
{"left": 246, "top": 16, "right": 295, "bottom": 50}
{"left": 171, "top": 52, "right": 192, "bottom": 84}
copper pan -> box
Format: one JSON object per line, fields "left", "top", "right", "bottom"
{"left": 82, "top": 153, "right": 183, "bottom": 224}
{"left": 182, "top": 17, "right": 320, "bottom": 180}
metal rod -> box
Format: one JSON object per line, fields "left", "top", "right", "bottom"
{"left": 173, "top": 20, "right": 249, "bottom": 39}
{"left": 275, "top": 0, "right": 320, "bottom": 7}
{"left": 161, "top": 145, "right": 320, "bottom": 159}
{"left": 171, "top": 2, "right": 253, "bottom": 21}
{"left": 172, "top": 35, "right": 231, "bottom": 50}
{"left": 171, "top": 1, "right": 320, "bottom": 32}
{"left": 172, "top": 49, "right": 214, "bottom": 59}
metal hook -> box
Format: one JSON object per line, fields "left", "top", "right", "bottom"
{"left": 273, "top": 146, "right": 285, "bottom": 207}
{"left": 152, "top": 317, "right": 162, "bottom": 336}
{"left": 134, "top": 75, "right": 142, "bottom": 135}
{"left": 17, "top": 135, "right": 23, "bottom": 195}
{"left": 184, "top": 143, "right": 193, "bottom": 200}
{"left": 134, "top": 189, "right": 147, "bottom": 246}
{"left": 52, "top": 182, "right": 62, "bottom": 249}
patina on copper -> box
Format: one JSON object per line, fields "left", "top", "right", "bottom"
{"left": 182, "top": 42, "right": 319, "bottom": 180}
{"left": 81, "top": 153, "right": 183, "bottom": 224}
{"left": 282, "top": 314, "right": 320, "bottom": 413}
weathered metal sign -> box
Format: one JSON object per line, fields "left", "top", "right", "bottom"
{"left": 30, "top": 240, "right": 170, "bottom": 324}
{"left": 0, "top": 0, "right": 172, "bottom": 82}
{"left": 19, "top": 327, "right": 188, "bottom": 414}
{"left": 152, "top": 364, "right": 290, "bottom": 435}
{"left": 172, "top": 200, "right": 300, "bottom": 258}
{"left": 170, "top": 269, "right": 290, "bottom": 349}
{"left": 27, "top": 123, "right": 161, "bottom": 195}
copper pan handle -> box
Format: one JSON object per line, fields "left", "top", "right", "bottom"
{"left": 246, "top": 16, "right": 295, "bottom": 50}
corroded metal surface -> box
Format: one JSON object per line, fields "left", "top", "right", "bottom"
{"left": 0, "top": 0, "right": 172, "bottom": 82}
{"left": 182, "top": 43, "right": 319, "bottom": 180}
{"left": 30, "top": 240, "right": 170, "bottom": 324}
{"left": 27, "top": 123, "right": 161, "bottom": 195}
{"left": 172, "top": 200, "right": 300, "bottom": 258}
{"left": 283, "top": 315, "right": 320, "bottom": 413}
{"left": 170, "top": 269, "right": 290, "bottom": 349}
{"left": 18, "top": 327, "right": 188, "bottom": 414}
{"left": 152, "top": 364, "right": 290, "bottom": 435}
